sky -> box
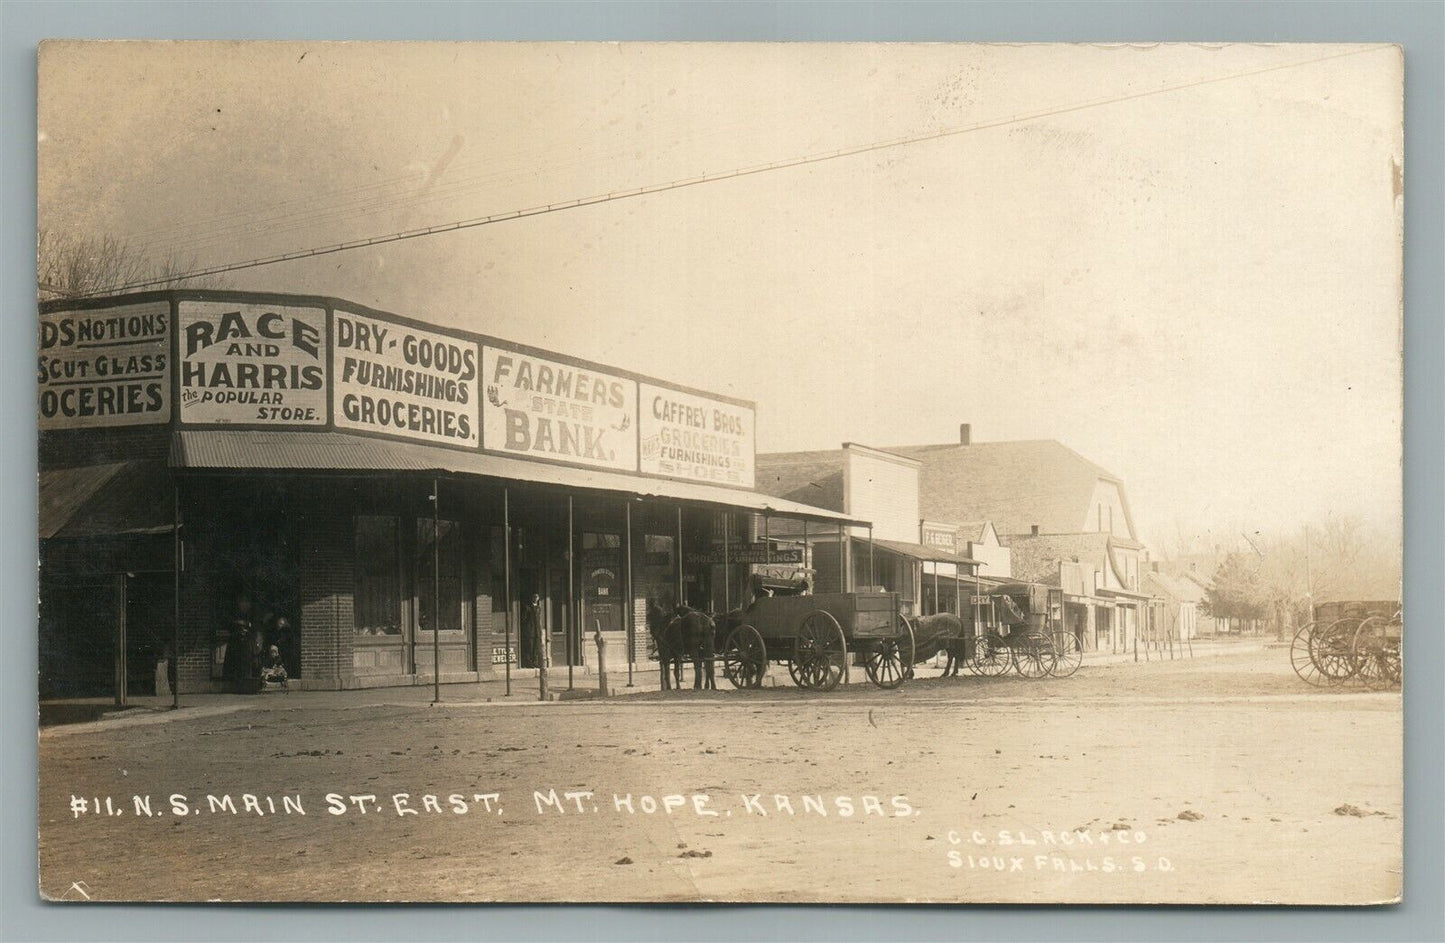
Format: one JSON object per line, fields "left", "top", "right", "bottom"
{"left": 37, "top": 41, "right": 1404, "bottom": 548}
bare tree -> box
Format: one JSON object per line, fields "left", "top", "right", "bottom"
{"left": 38, "top": 228, "right": 227, "bottom": 300}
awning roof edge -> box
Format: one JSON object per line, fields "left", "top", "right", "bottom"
{"left": 864, "top": 536, "right": 981, "bottom": 566}
{"left": 171, "top": 431, "right": 870, "bottom": 526}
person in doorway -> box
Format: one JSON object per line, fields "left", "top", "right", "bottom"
{"left": 520, "top": 594, "right": 541, "bottom": 669}
{"left": 259, "top": 644, "right": 288, "bottom": 686}
{"left": 221, "top": 592, "right": 255, "bottom": 690}
{"left": 268, "top": 616, "right": 296, "bottom": 677}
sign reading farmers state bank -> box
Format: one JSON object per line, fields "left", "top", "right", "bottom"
{"left": 37, "top": 302, "right": 171, "bottom": 430}
{"left": 333, "top": 309, "right": 479, "bottom": 447}
{"left": 639, "top": 383, "right": 755, "bottom": 488}
{"left": 481, "top": 345, "right": 637, "bottom": 471}
{"left": 178, "top": 301, "right": 327, "bottom": 425}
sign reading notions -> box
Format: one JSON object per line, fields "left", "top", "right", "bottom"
{"left": 38, "top": 302, "right": 171, "bottom": 430}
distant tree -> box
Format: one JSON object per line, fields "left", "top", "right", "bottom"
{"left": 37, "top": 228, "right": 226, "bottom": 299}
{"left": 1201, "top": 553, "right": 1266, "bottom": 633}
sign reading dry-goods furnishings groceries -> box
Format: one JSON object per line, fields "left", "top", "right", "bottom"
{"left": 37, "top": 302, "right": 171, "bottom": 430}
{"left": 177, "top": 301, "right": 327, "bottom": 426}
{"left": 920, "top": 521, "right": 961, "bottom": 555}
{"left": 638, "top": 382, "right": 755, "bottom": 488}
{"left": 332, "top": 309, "right": 479, "bottom": 448}
{"left": 481, "top": 345, "right": 638, "bottom": 471}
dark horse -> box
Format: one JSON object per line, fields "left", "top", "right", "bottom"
{"left": 646, "top": 602, "right": 685, "bottom": 690}
{"left": 676, "top": 606, "right": 717, "bottom": 691}
{"left": 911, "top": 612, "right": 969, "bottom": 677}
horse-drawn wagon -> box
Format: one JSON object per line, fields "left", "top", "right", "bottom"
{"left": 966, "top": 582, "right": 1083, "bottom": 679}
{"left": 1289, "top": 600, "right": 1402, "bottom": 689}
{"left": 716, "top": 590, "right": 918, "bottom": 691}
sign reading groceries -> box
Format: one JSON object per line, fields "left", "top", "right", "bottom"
{"left": 178, "top": 301, "right": 327, "bottom": 425}
{"left": 481, "top": 345, "right": 637, "bottom": 471}
{"left": 333, "top": 310, "right": 479, "bottom": 447}
{"left": 639, "top": 383, "right": 755, "bottom": 488}
{"left": 38, "top": 302, "right": 171, "bottom": 430}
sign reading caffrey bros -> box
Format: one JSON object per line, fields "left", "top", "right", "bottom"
{"left": 38, "top": 292, "right": 756, "bottom": 488}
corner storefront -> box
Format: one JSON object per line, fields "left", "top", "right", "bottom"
{"left": 38, "top": 290, "right": 862, "bottom": 698}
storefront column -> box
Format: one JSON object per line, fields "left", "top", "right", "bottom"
{"left": 837, "top": 523, "right": 846, "bottom": 593}
{"left": 171, "top": 478, "right": 181, "bottom": 709}
{"left": 867, "top": 525, "right": 875, "bottom": 588}
{"left": 722, "top": 512, "right": 731, "bottom": 613}
{"left": 675, "top": 506, "right": 684, "bottom": 607}
{"left": 430, "top": 477, "right": 441, "bottom": 705}
{"left": 503, "top": 487, "right": 512, "bottom": 697}
{"left": 624, "top": 500, "right": 634, "bottom": 686}
{"left": 567, "top": 494, "right": 574, "bottom": 691}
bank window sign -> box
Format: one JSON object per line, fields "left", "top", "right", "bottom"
{"left": 178, "top": 301, "right": 327, "bottom": 426}
{"left": 333, "top": 309, "right": 479, "bottom": 448}
{"left": 480, "top": 345, "right": 638, "bottom": 471}
{"left": 38, "top": 301, "right": 171, "bottom": 430}
{"left": 638, "top": 383, "right": 755, "bottom": 489}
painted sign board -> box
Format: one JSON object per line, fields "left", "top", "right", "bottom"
{"left": 638, "top": 382, "right": 755, "bottom": 488}
{"left": 38, "top": 301, "right": 171, "bottom": 430}
{"left": 177, "top": 300, "right": 327, "bottom": 426}
{"left": 332, "top": 308, "right": 479, "bottom": 448}
{"left": 686, "top": 544, "right": 805, "bottom": 566}
{"left": 481, "top": 345, "right": 637, "bottom": 471}
{"left": 920, "top": 522, "right": 961, "bottom": 554}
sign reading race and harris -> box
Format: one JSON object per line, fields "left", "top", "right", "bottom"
{"left": 38, "top": 296, "right": 756, "bottom": 488}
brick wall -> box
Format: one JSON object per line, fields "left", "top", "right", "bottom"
{"left": 296, "top": 487, "right": 353, "bottom": 690}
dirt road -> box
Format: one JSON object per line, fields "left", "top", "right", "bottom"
{"left": 38, "top": 650, "right": 1402, "bottom": 904}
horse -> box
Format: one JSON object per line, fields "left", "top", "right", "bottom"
{"left": 910, "top": 612, "right": 968, "bottom": 677}
{"left": 675, "top": 606, "right": 718, "bottom": 691}
{"left": 646, "top": 603, "right": 685, "bottom": 690}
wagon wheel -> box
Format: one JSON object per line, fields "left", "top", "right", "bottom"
{"left": 1012, "top": 631, "right": 1057, "bottom": 679}
{"left": 1048, "top": 631, "right": 1083, "bottom": 678}
{"left": 971, "top": 633, "right": 1012, "bottom": 677}
{"left": 1290, "top": 622, "right": 1325, "bottom": 686}
{"left": 864, "top": 616, "right": 916, "bottom": 689}
{"left": 1313, "top": 618, "right": 1361, "bottom": 684}
{"left": 791, "top": 610, "right": 847, "bottom": 692}
{"left": 721, "top": 624, "right": 768, "bottom": 689}
{"left": 1351, "top": 617, "right": 1399, "bottom": 690}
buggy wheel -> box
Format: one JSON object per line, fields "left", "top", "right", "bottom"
{"left": 1012, "top": 632, "right": 1057, "bottom": 679}
{"left": 1290, "top": 622, "right": 1325, "bottom": 686}
{"left": 1351, "top": 617, "right": 1399, "bottom": 690}
{"left": 971, "top": 633, "right": 1012, "bottom": 676}
{"left": 1313, "top": 618, "right": 1360, "bottom": 684}
{"left": 721, "top": 624, "right": 768, "bottom": 689}
{"left": 1048, "top": 631, "right": 1083, "bottom": 678}
{"left": 865, "top": 616, "right": 916, "bottom": 689}
{"left": 792, "top": 610, "right": 847, "bottom": 692}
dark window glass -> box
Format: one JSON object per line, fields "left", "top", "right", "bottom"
{"left": 355, "top": 516, "right": 400, "bottom": 635}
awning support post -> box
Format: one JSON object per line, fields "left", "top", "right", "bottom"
{"left": 171, "top": 479, "right": 181, "bottom": 710}
{"left": 431, "top": 477, "right": 441, "bottom": 705}
{"left": 567, "top": 494, "right": 575, "bottom": 691}
{"left": 722, "top": 512, "right": 731, "bottom": 613}
{"left": 624, "top": 500, "right": 635, "bottom": 687}
{"left": 115, "top": 572, "right": 128, "bottom": 709}
{"left": 502, "top": 487, "right": 512, "bottom": 697}
{"left": 867, "top": 525, "right": 874, "bottom": 589}
{"left": 838, "top": 523, "right": 847, "bottom": 593}
{"left": 675, "top": 506, "right": 684, "bottom": 606}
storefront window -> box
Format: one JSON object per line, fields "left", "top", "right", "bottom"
{"left": 417, "top": 519, "right": 465, "bottom": 632}
{"left": 355, "top": 516, "right": 400, "bottom": 635}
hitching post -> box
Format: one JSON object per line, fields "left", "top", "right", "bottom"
{"left": 503, "top": 487, "right": 512, "bottom": 697}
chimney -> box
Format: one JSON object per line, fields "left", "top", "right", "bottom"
{"left": 959, "top": 423, "right": 972, "bottom": 445}
{"left": 1030, "top": 524, "right": 1040, "bottom": 536}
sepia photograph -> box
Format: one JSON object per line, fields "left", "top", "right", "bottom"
{"left": 34, "top": 38, "right": 1405, "bottom": 906}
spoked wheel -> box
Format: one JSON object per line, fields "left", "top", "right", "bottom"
{"left": 792, "top": 610, "right": 848, "bottom": 692}
{"left": 865, "top": 616, "right": 916, "bottom": 689}
{"left": 1048, "top": 631, "right": 1083, "bottom": 678}
{"left": 1012, "top": 632, "right": 1057, "bottom": 679}
{"left": 971, "top": 633, "right": 1012, "bottom": 677}
{"left": 1351, "top": 617, "right": 1400, "bottom": 690}
{"left": 1313, "top": 618, "right": 1361, "bottom": 684}
{"left": 1290, "top": 622, "right": 1325, "bottom": 686}
{"left": 721, "top": 624, "right": 768, "bottom": 689}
